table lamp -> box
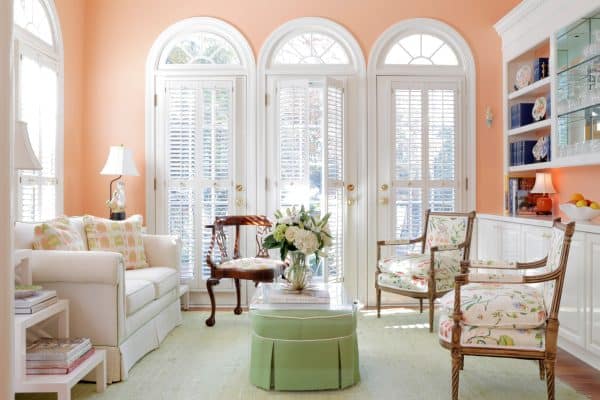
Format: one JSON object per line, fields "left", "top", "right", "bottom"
{"left": 100, "top": 145, "right": 139, "bottom": 220}
{"left": 530, "top": 172, "right": 556, "bottom": 215}
{"left": 15, "top": 121, "right": 42, "bottom": 171}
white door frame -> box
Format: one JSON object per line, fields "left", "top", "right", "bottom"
{"left": 366, "top": 18, "right": 476, "bottom": 306}
{"left": 257, "top": 17, "right": 366, "bottom": 301}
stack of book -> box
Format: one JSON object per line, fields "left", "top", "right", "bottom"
{"left": 15, "top": 290, "right": 57, "bottom": 315}
{"left": 26, "top": 338, "right": 94, "bottom": 375}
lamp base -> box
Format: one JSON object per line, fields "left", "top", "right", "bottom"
{"left": 110, "top": 211, "right": 126, "bottom": 221}
{"left": 535, "top": 196, "right": 553, "bottom": 215}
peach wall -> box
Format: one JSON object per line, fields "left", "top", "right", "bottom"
{"left": 74, "top": 0, "right": 520, "bottom": 219}
{"left": 55, "top": 0, "right": 85, "bottom": 216}
{"left": 552, "top": 165, "right": 600, "bottom": 221}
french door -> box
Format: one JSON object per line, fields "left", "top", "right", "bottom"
{"left": 155, "top": 77, "right": 247, "bottom": 290}
{"left": 374, "top": 76, "right": 465, "bottom": 302}
{"left": 265, "top": 76, "right": 352, "bottom": 283}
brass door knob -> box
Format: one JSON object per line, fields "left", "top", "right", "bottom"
{"left": 346, "top": 184, "right": 356, "bottom": 192}
{"left": 379, "top": 184, "right": 389, "bottom": 191}
{"left": 235, "top": 184, "right": 244, "bottom": 192}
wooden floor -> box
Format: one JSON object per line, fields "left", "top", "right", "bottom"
{"left": 190, "top": 306, "right": 600, "bottom": 398}
{"left": 556, "top": 349, "right": 600, "bottom": 399}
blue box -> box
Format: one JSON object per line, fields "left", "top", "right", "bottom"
{"left": 511, "top": 103, "right": 534, "bottom": 129}
{"left": 510, "top": 140, "right": 538, "bottom": 166}
{"left": 534, "top": 58, "right": 549, "bottom": 81}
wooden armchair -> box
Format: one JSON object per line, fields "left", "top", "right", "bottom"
{"left": 439, "top": 220, "right": 576, "bottom": 400}
{"left": 205, "top": 215, "right": 284, "bottom": 327}
{"left": 376, "top": 210, "right": 476, "bottom": 332}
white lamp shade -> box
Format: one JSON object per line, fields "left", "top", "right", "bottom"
{"left": 530, "top": 172, "right": 556, "bottom": 194}
{"left": 100, "top": 146, "right": 139, "bottom": 176}
{"left": 14, "top": 121, "right": 42, "bottom": 170}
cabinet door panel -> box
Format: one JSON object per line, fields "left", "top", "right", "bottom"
{"left": 587, "top": 234, "right": 600, "bottom": 356}
{"left": 522, "top": 226, "right": 552, "bottom": 262}
{"left": 477, "top": 219, "right": 499, "bottom": 260}
{"left": 499, "top": 223, "right": 521, "bottom": 261}
{"left": 559, "top": 232, "right": 586, "bottom": 347}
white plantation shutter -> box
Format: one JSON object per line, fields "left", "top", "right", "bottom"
{"left": 325, "top": 78, "right": 344, "bottom": 282}
{"left": 392, "top": 83, "right": 458, "bottom": 251}
{"left": 164, "top": 80, "right": 234, "bottom": 280}
{"left": 17, "top": 45, "right": 59, "bottom": 222}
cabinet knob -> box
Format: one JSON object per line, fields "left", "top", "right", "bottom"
{"left": 379, "top": 184, "right": 389, "bottom": 192}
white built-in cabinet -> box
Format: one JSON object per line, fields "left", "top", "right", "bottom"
{"left": 476, "top": 214, "right": 600, "bottom": 370}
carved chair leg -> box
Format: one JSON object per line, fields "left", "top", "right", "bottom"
{"left": 419, "top": 298, "right": 424, "bottom": 314}
{"left": 545, "top": 359, "right": 556, "bottom": 400}
{"left": 205, "top": 278, "right": 220, "bottom": 327}
{"left": 376, "top": 288, "right": 381, "bottom": 318}
{"left": 459, "top": 355, "right": 464, "bottom": 371}
{"left": 538, "top": 359, "right": 546, "bottom": 380}
{"left": 451, "top": 350, "right": 461, "bottom": 400}
{"left": 428, "top": 296, "right": 435, "bottom": 333}
{"left": 234, "top": 278, "right": 243, "bottom": 315}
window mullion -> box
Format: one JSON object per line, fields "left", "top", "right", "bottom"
{"left": 422, "top": 86, "right": 430, "bottom": 214}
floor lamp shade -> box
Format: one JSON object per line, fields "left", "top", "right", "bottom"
{"left": 14, "top": 121, "right": 42, "bottom": 170}
{"left": 100, "top": 146, "right": 139, "bottom": 176}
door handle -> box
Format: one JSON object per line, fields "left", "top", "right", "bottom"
{"left": 379, "top": 197, "right": 389, "bottom": 205}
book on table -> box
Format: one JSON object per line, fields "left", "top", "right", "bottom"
{"left": 27, "top": 338, "right": 92, "bottom": 362}
{"left": 15, "top": 290, "right": 57, "bottom": 314}
{"left": 26, "top": 348, "right": 95, "bottom": 375}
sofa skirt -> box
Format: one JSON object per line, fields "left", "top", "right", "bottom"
{"left": 249, "top": 309, "right": 360, "bottom": 391}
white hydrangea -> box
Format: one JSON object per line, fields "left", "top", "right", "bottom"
{"left": 284, "top": 226, "right": 300, "bottom": 243}
{"left": 293, "top": 230, "right": 320, "bottom": 255}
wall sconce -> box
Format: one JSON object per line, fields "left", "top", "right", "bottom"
{"left": 485, "top": 106, "right": 493, "bottom": 127}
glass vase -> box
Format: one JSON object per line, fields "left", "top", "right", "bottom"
{"left": 284, "top": 250, "right": 312, "bottom": 291}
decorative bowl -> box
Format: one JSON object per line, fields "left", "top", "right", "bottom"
{"left": 559, "top": 203, "right": 600, "bottom": 222}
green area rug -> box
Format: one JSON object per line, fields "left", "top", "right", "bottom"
{"left": 18, "top": 309, "right": 587, "bottom": 400}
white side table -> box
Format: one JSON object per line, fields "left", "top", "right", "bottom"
{"left": 14, "top": 299, "right": 106, "bottom": 400}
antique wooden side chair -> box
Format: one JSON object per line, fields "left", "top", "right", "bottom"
{"left": 439, "top": 220, "right": 575, "bottom": 400}
{"left": 205, "top": 215, "right": 284, "bottom": 327}
{"left": 376, "top": 209, "right": 476, "bottom": 332}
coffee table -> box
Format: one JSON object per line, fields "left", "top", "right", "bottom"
{"left": 249, "top": 282, "right": 360, "bottom": 391}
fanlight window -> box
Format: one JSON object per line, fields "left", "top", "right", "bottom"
{"left": 274, "top": 32, "right": 349, "bottom": 64}
{"left": 14, "top": 0, "right": 54, "bottom": 46}
{"left": 385, "top": 34, "right": 458, "bottom": 66}
{"left": 164, "top": 32, "right": 241, "bottom": 65}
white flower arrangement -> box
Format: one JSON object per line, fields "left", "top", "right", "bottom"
{"left": 263, "top": 206, "right": 332, "bottom": 261}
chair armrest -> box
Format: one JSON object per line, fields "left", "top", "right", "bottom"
{"left": 377, "top": 237, "right": 424, "bottom": 246}
{"left": 142, "top": 234, "right": 181, "bottom": 272}
{"left": 30, "top": 250, "right": 124, "bottom": 285}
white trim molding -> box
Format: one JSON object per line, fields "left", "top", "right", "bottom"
{"left": 365, "top": 18, "right": 477, "bottom": 306}
{"left": 257, "top": 17, "right": 367, "bottom": 302}
{"left": 0, "top": 1, "right": 14, "bottom": 397}
{"left": 145, "top": 17, "right": 256, "bottom": 233}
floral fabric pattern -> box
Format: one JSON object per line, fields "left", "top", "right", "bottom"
{"left": 84, "top": 214, "right": 148, "bottom": 270}
{"left": 438, "top": 316, "right": 545, "bottom": 350}
{"left": 469, "top": 259, "right": 518, "bottom": 269}
{"left": 33, "top": 216, "right": 86, "bottom": 251}
{"left": 219, "top": 257, "right": 284, "bottom": 271}
{"left": 377, "top": 271, "right": 454, "bottom": 293}
{"left": 440, "top": 283, "right": 547, "bottom": 329}
{"left": 379, "top": 251, "right": 462, "bottom": 281}
{"left": 425, "top": 215, "right": 468, "bottom": 253}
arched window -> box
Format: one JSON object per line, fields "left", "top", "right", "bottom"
{"left": 13, "top": 0, "right": 63, "bottom": 222}
{"left": 146, "top": 18, "right": 255, "bottom": 287}
{"left": 384, "top": 33, "right": 458, "bottom": 65}
{"left": 258, "top": 18, "right": 366, "bottom": 291}
{"left": 366, "top": 18, "right": 476, "bottom": 306}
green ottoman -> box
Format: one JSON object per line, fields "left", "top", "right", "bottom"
{"left": 249, "top": 283, "right": 360, "bottom": 391}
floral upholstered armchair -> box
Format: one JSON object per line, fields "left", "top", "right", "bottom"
{"left": 438, "top": 220, "right": 575, "bottom": 400}
{"left": 375, "top": 210, "right": 476, "bottom": 332}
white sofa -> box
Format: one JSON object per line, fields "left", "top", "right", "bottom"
{"left": 15, "top": 217, "right": 182, "bottom": 383}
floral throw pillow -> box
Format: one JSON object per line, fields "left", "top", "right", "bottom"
{"left": 33, "top": 216, "right": 86, "bottom": 251}
{"left": 83, "top": 215, "right": 148, "bottom": 270}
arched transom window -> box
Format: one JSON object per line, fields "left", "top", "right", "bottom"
{"left": 14, "top": 0, "right": 54, "bottom": 46}
{"left": 274, "top": 32, "right": 349, "bottom": 64}
{"left": 385, "top": 33, "right": 458, "bottom": 65}
{"left": 161, "top": 32, "right": 241, "bottom": 65}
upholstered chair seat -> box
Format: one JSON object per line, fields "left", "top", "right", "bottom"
{"left": 218, "top": 257, "right": 284, "bottom": 271}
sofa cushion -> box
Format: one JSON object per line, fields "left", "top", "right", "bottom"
{"left": 125, "top": 279, "right": 155, "bottom": 316}
{"left": 440, "top": 283, "right": 547, "bottom": 329}
{"left": 125, "top": 267, "right": 178, "bottom": 299}
{"left": 33, "top": 216, "right": 86, "bottom": 251}
{"left": 84, "top": 215, "right": 148, "bottom": 270}
{"left": 438, "top": 315, "right": 545, "bottom": 350}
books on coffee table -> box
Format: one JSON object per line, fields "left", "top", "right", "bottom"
{"left": 15, "top": 290, "right": 57, "bottom": 314}
{"left": 26, "top": 338, "right": 93, "bottom": 375}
